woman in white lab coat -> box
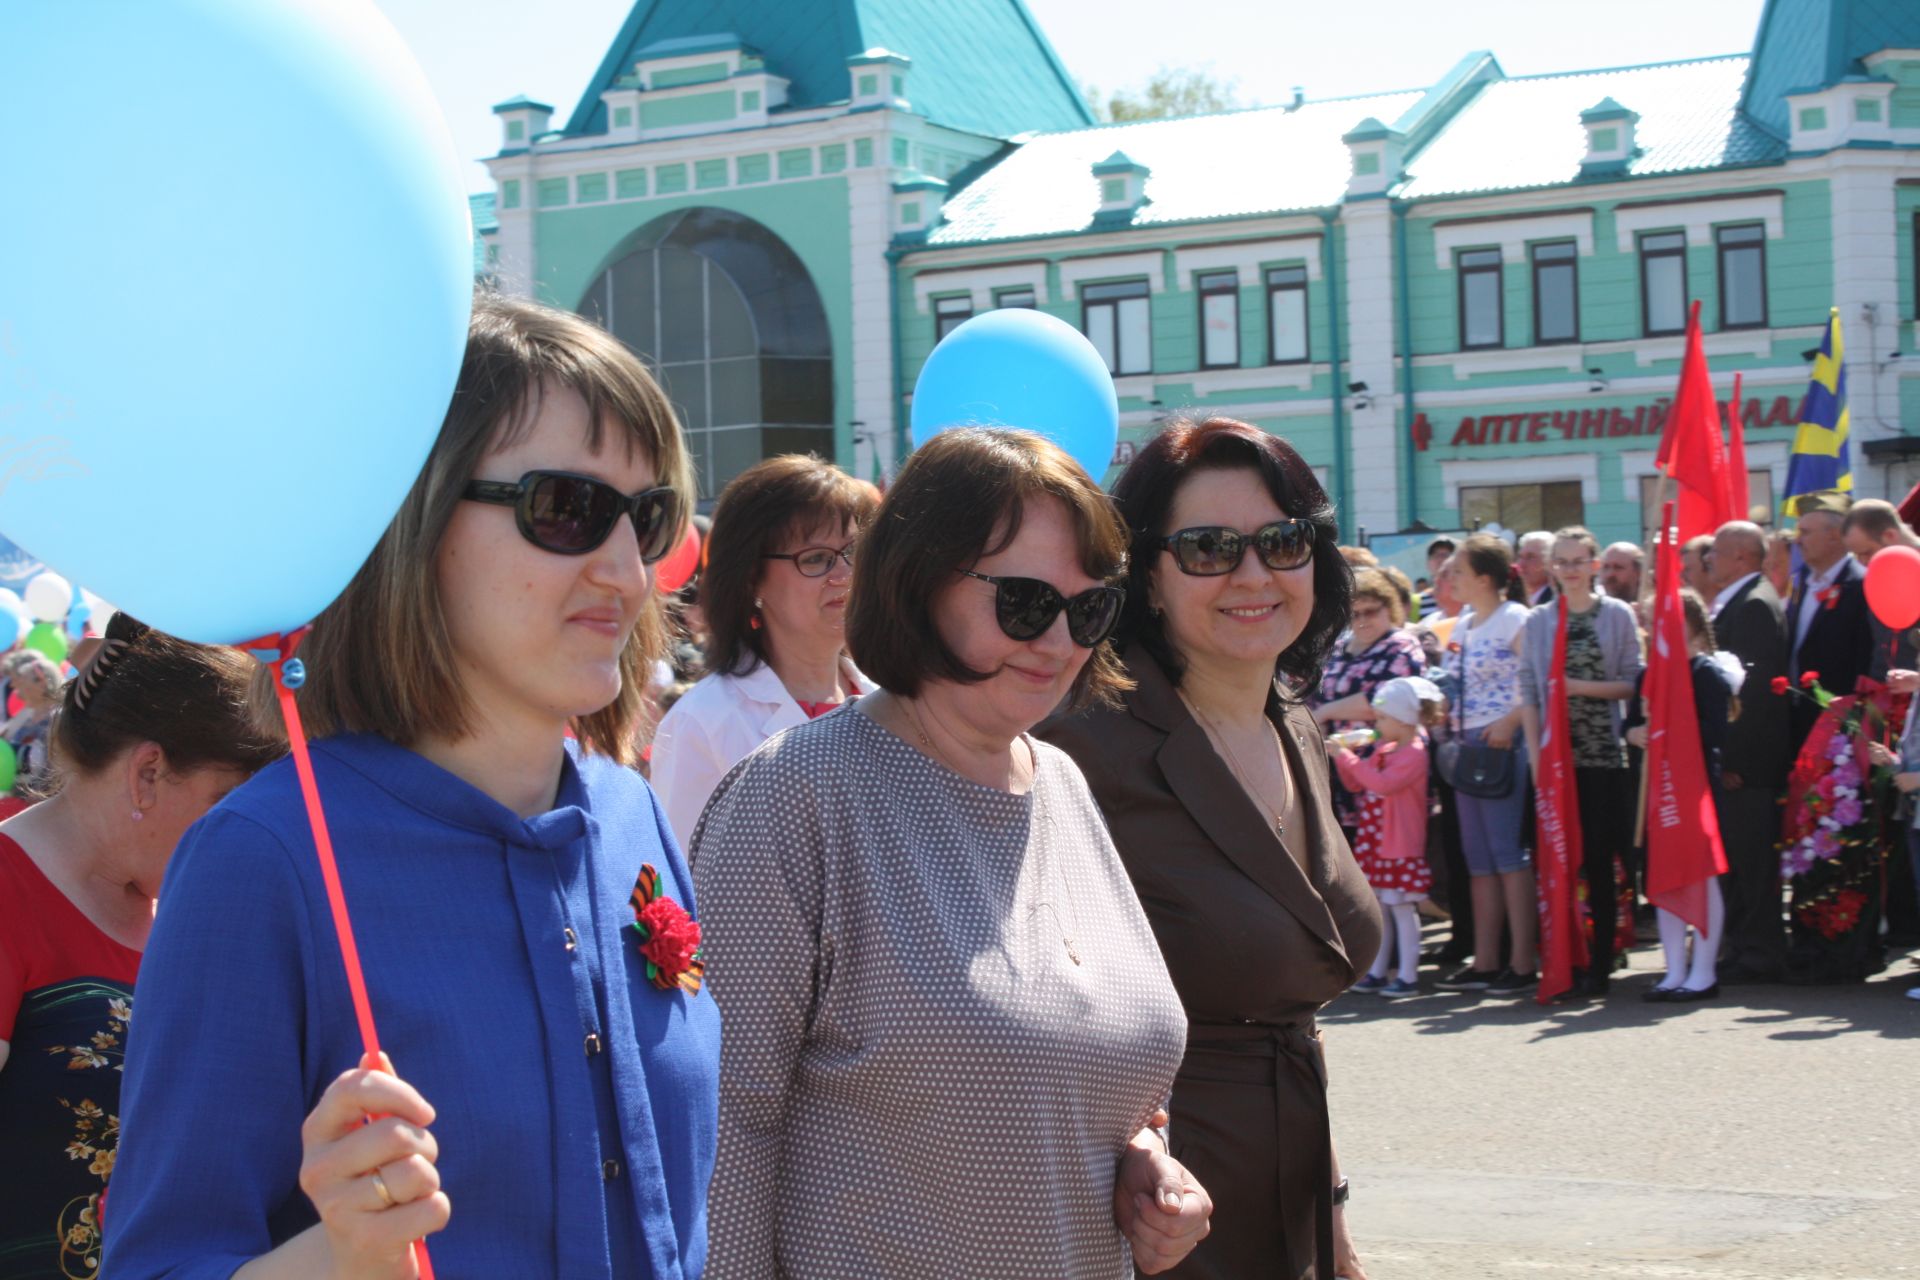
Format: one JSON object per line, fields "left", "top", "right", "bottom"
{"left": 650, "top": 456, "right": 876, "bottom": 849}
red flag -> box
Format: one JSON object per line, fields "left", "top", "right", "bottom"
{"left": 1644, "top": 501, "right": 1729, "bottom": 930}
{"left": 1657, "top": 301, "right": 1737, "bottom": 542}
{"left": 1725, "top": 371, "right": 1750, "bottom": 522}
{"left": 1533, "top": 597, "right": 1588, "bottom": 1004}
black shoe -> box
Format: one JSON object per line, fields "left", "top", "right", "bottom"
{"left": 1423, "top": 943, "right": 1473, "bottom": 967}
{"left": 1486, "top": 968, "right": 1537, "bottom": 995}
{"left": 1436, "top": 965, "right": 1499, "bottom": 991}
{"left": 1665, "top": 983, "right": 1719, "bottom": 1002}
{"left": 1580, "top": 973, "right": 1612, "bottom": 997}
{"left": 1641, "top": 985, "right": 1678, "bottom": 1003}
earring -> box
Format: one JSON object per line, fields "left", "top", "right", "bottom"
{"left": 130, "top": 810, "right": 144, "bottom": 822}
{"left": 750, "top": 597, "right": 763, "bottom": 631}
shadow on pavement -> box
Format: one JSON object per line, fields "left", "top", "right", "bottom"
{"left": 1321, "top": 933, "right": 1920, "bottom": 1043}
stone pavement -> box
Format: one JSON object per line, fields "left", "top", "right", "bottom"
{"left": 1323, "top": 936, "right": 1920, "bottom": 1279}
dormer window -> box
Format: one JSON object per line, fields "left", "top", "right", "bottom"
{"left": 1579, "top": 97, "right": 1638, "bottom": 174}
{"left": 1091, "top": 152, "right": 1150, "bottom": 219}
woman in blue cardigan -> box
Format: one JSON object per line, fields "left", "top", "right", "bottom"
{"left": 104, "top": 294, "right": 719, "bottom": 1280}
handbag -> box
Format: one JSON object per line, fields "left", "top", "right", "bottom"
{"left": 1435, "top": 624, "right": 1517, "bottom": 799}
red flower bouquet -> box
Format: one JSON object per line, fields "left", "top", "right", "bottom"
{"left": 629, "top": 863, "right": 705, "bottom": 994}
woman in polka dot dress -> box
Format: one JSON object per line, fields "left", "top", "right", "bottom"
{"left": 1332, "top": 677, "right": 1448, "bottom": 998}
{"left": 694, "top": 429, "right": 1207, "bottom": 1280}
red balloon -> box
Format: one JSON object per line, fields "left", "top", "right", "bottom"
{"left": 653, "top": 524, "right": 702, "bottom": 594}
{"left": 1865, "top": 544, "right": 1920, "bottom": 631}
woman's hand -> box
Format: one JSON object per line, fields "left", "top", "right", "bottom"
{"left": 1482, "top": 716, "right": 1516, "bottom": 750}
{"left": 1887, "top": 669, "right": 1918, "bottom": 696}
{"left": 1625, "top": 725, "right": 1648, "bottom": 750}
{"left": 1333, "top": 1204, "right": 1370, "bottom": 1280}
{"left": 1114, "top": 1116, "right": 1212, "bottom": 1275}
{"left": 298, "top": 1053, "right": 450, "bottom": 1280}
{"left": 1896, "top": 771, "right": 1920, "bottom": 795}
{"left": 1868, "top": 741, "right": 1898, "bottom": 769}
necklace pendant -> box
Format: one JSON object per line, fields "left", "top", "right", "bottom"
{"left": 1066, "top": 939, "right": 1081, "bottom": 965}
{"left": 1275, "top": 817, "right": 1286, "bottom": 838}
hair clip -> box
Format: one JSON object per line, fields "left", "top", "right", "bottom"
{"left": 71, "top": 612, "right": 150, "bottom": 713}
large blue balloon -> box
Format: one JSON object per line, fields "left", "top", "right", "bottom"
{"left": 910, "top": 309, "right": 1119, "bottom": 479}
{"left": 0, "top": 1, "right": 472, "bottom": 644}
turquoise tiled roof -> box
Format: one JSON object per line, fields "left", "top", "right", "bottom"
{"left": 923, "top": 90, "right": 1426, "bottom": 247}
{"left": 1742, "top": 0, "right": 1920, "bottom": 138}
{"left": 564, "top": 0, "right": 1090, "bottom": 141}
{"left": 492, "top": 94, "right": 553, "bottom": 114}
{"left": 1398, "top": 56, "right": 1783, "bottom": 199}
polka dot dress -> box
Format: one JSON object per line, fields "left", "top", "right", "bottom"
{"left": 691, "top": 706, "right": 1189, "bottom": 1279}
{"left": 1350, "top": 792, "right": 1433, "bottom": 903}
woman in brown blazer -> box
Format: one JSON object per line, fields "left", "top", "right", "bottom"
{"left": 1040, "top": 417, "right": 1382, "bottom": 1280}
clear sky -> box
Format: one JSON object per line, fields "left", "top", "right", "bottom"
{"left": 374, "top": 0, "right": 1770, "bottom": 193}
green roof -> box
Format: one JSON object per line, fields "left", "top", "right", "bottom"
{"left": 564, "top": 0, "right": 1090, "bottom": 141}
{"left": 923, "top": 89, "right": 1426, "bottom": 247}
{"left": 1741, "top": 0, "right": 1920, "bottom": 139}
{"left": 492, "top": 94, "right": 553, "bottom": 114}
{"left": 1579, "top": 96, "right": 1636, "bottom": 122}
{"left": 1398, "top": 56, "right": 1782, "bottom": 199}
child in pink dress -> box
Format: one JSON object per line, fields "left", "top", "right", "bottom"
{"left": 1332, "top": 676, "right": 1448, "bottom": 997}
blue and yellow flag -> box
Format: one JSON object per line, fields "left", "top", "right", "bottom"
{"left": 1782, "top": 308, "right": 1850, "bottom": 507}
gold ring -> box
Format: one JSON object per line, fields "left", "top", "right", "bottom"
{"left": 371, "top": 1168, "right": 397, "bottom": 1208}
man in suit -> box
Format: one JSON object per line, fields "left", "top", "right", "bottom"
{"left": 1517, "top": 530, "right": 1555, "bottom": 605}
{"left": 1786, "top": 491, "right": 1876, "bottom": 749}
{"left": 1709, "top": 520, "right": 1793, "bottom": 982}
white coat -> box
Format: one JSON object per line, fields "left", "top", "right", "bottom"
{"left": 650, "top": 655, "right": 867, "bottom": 852}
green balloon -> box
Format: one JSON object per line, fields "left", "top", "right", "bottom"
{"left": 25, "top": 621, "right": 68, "bottom": 663}
{"left": 0, "top": 741, "right": 17, "bottom": 793}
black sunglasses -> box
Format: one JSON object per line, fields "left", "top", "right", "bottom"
{"left": 763, "top": 544, "right": 855, "bottom": 578}
{"left": 463, "top": 471, "right": 683, "bottom": 562}
{"left": 1159, "top": 519, "right": 1315, "bottom": 576}
{"left": 957, "top": 569, "right": 1124, "bottom": 648}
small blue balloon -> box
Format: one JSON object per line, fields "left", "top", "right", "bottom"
{"left": 0, "top": 1, "right": 472, "bottom": 643}
{"left": 65, "top": 602, "right": 91, "bottom": 641}
{"left": 910, "top": 309, "right": 1120, "bottom": 480}
{"left": 0, "top": 606, "right": 21, "bottom": 652}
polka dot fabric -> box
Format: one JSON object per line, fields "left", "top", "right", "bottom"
{"left": 692, "top": 707, "right": 1189, "bottom": 1279}
{"left": 1350, "top": 792, "right": 1434, "bottom": 902}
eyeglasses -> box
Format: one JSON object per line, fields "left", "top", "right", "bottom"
{"left": 1550, "top": 557, "right": 1594, "bottom": 572}
{"left": 764, "top": 544, "right": 855, "bottom": 578}
{"left": 956, "top": 569, "right": 1124, "bottom": 648}
{"left": 462, "top": 471, "right": 682, "bottom": 561}
{"left": 1159, "top": 520, "right": 1315, "bottom": 576}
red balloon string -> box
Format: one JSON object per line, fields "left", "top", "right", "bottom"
{"left": 258, "top": 632, "right": 436, "bottom": 1280}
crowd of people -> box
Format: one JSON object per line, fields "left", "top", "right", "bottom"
{"left": 1324, "top": 497, "right": 1920, "bottom": 1004}
{"left": 1, "top": 290, "right": 1914, "bottom": 1280}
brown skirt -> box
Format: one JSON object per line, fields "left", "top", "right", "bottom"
{"left": 1161, "top": 1021, "right": 1331, "bottom": 1280}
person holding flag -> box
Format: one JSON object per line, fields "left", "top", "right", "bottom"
{"left": 1519, "top": 528, "right": 1642, "bottom": 1000}
{"left": 1625, "top": 538, "right": 1738, "bottom": 1001}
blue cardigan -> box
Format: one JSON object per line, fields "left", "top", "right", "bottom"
{"left": 103, "top": 734, "right": 719, "bottom": 1280}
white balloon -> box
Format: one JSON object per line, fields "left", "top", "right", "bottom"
{"left": 24, "top": 572, "right": 71, "bottom": 622}
{"left": 0, "top": 589, "right": 22, "bottom": 613}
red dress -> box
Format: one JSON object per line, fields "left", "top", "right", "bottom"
{"left": 0, "top": 833, "right": 143, "bottom": 1274}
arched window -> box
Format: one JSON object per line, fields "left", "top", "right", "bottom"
{"left": 579, "top": 208, "right": 833, "bottom": 500}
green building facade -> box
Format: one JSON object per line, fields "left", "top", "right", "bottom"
{"left": 480, "top": 0, "right": 1920, "bottom": 545}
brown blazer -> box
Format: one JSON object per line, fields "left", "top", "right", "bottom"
{"left": 1038, "top": 645, "right": 1382, "bottom": 1280}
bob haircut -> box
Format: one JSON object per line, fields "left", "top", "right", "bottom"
{"left": 845, "top": 428, "right": 1130, "bottom": 711}
{"left": 703, "top": 454, "right": 879, "bottom": 678}
{"left": 1111, "top": 416, "right": 1350, "bottom": 694}
{"left": 1350, "top": 568, "right": 1407, "bottom": 628}
{"left": 262, "top": 292, "right": 693, "bottom": 765}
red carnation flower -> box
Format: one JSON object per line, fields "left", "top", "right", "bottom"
{"left": 1771, "top": 676, "right": 1790, "bottom": 695}
{"left": 637, "top": 897, "right": 702, "bottom": 985}
{"left": 1800, "top": 670, "right": 1820, "bottom": 688}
